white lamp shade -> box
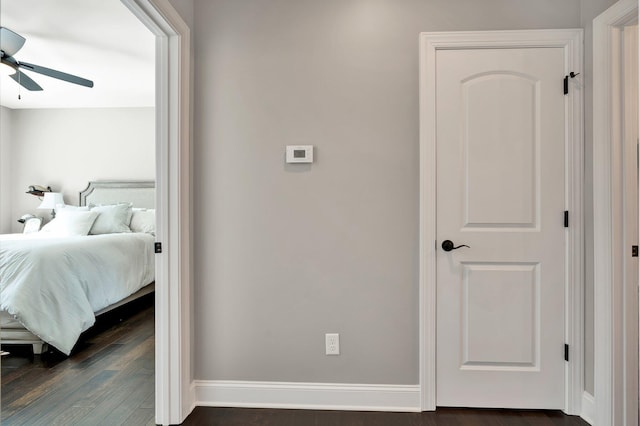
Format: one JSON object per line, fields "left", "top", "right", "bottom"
{"left": 38, "top": 192, "right": 65, "bottom": 210}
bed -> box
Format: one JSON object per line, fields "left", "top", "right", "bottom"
{"left": 0, "top": 180, "right": 156, "bottom": 355}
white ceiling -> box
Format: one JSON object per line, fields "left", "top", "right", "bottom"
{"left": 0, "top": 0, "right": 155, "bottom": 109}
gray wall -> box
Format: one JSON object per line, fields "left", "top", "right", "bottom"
{"left": 4, "top": 108, "right": 154, "bottom": 233}
{"left": 192, "top": 0, "right": 581, "bottom": 384}
{"left": 169, "top": 0, "right": 194, "bottom": 29}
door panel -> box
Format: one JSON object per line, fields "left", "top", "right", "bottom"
{"left": 436, "top": 48, "right": 565, "bottom": 409}
{"left": 461, "top": 262, "right": 538, "bottom": 368}
{"left": 463, "top": 73, "right": 538, "bottom": 228}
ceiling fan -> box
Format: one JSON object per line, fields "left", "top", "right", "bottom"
{"left": 0, "top": 26, "right": 93, "bottom": 91}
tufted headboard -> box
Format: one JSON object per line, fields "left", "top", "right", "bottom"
{"left": 79, "top": 181, "right": 155, "bottom": 209}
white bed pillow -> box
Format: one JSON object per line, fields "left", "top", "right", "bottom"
{"left": 40, "top": 210, "right": 99, "bottom": 237}
{"left": 129, "top": 209, "right": 156, "bottom": 235}
{"left": 89, "top": 203, "right": 133, "bottom": 235}
{"left": 51, "top": 204, "right": 89, "bottom": 218}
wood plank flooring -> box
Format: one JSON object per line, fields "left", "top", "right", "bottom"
{"left": 1, "top": 294, "right": 155, "bottom": 426}
{"left": 2, "top": 297, "right": 589, "bottom": 425}
{"left": 182, "top": 407, "right": 590, "bottom": 426}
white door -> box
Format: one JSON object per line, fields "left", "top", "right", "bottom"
{"left": 435, "top": 47, "right": 566, "bottom": 408}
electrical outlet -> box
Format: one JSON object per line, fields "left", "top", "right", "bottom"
{"left": 325, "top": 333, "right": 339, "bottom": 355}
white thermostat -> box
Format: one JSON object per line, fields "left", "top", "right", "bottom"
{"left": 286, "top": 145, "right": 314, "bottom": 163}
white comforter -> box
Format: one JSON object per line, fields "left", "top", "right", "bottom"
{"left": 0, "top": 232, "right": 155, "bottom": 354}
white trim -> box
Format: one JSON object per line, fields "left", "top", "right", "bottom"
{"left": 194, "top": 381, "right": 421, "bottom": 412}
{"left": 593, "top": 2, "right": 639, "bottom": 426}
{"left": 418, "top": 29, "right": 584, "bottom": 413}
{"left": 621, "top": 21, "right": 639, "bottom": 426}
{"left": 120, "top": 0, "right": 192, "bottom": 425}
{"left": 418, "top": 30, "right": 437, "bottom": 411}
{"left": 581, "top": 391, "right": 596, "bottom": 426}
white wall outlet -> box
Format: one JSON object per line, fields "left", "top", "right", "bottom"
{"left": 325, "top": 333, "right": 340, "bottom": 355}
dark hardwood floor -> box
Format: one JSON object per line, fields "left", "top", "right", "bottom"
{"left": 1, "top": 294, "right": 155, "bottom": 426}
{"left": 2, "top": 298, "right": 589, "bottom": 426}
{"left": 183, "top": 407, "right": 590, "bottom": 426}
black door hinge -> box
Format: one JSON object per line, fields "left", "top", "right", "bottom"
{"left": 564, "top": 72, "right": 580, "bottom": 95}
{"left": 155, "top": 242, "right": 162, "bottom": 254}
{"left": 633, "top": 245, "right": 638, "bottom": 257}
{"left": 564, "top": 344, "right": 569, "bottom": 362}
{"left": 564, "top": 211, "right": 569, "bottom": 228}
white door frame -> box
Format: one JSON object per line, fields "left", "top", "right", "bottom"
{"left": 121, "top": 1, "right": 192, "bottom": 424}
{"left": 593, "top": 1, "right": 639, "bottom": 425}
{"left": 419, "top": 29, "right": 584, "bottom": 414}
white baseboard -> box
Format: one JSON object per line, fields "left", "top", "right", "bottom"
{"left": 581, "top": 391, "right": 595, "bottom": 425}
{"left": 193, "top": 380, "right": 421, "bottom": 412}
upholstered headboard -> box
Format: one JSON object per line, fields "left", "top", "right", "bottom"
{"left": 79, "top": 181, "right": 155, "bottom": 209}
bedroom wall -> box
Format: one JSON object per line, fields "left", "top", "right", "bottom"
{"left": 8, "top": 107, "right": 154, "bottom": 233}
{"left": 0, "top": 106, "right": 13, "bottom": 234}
{"left": 192, "top": 0, "right": 581, "bottom": 384}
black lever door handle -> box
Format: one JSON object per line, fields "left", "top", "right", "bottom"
{"left": 441, "top": 240, "right": 470, "bottom": 252}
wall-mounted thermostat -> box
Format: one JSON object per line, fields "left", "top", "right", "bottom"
{"left": 286, "top": 145, "right": 314, "bottom": 164}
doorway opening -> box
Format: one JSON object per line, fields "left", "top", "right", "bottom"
{"left": 0, "top": 0, "right": 191, "bottom": 424}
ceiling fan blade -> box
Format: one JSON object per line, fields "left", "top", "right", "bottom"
{"left": 9, "top": 70, "right": 43, "bottom": 91}
{"left": 18, "top": 61, "right": 94, "bottom": 88}
{"left": 0, "top": 27, "right": 26, "bottom": 57}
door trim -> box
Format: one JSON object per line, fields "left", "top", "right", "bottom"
{"left": 121, "top": 0, "right": 193, "bottom": 424}
{"left": 418, "top": 29, "right": 584, "bottom": 413}
{"left": 592, "top": 1, "right": 639, "bottom": 424}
